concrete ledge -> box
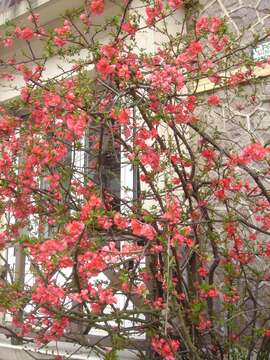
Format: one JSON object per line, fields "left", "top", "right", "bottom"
{"left": 194, "top": 64, "right": 270, "bottom": 94}
{"left": 0, "top": 333, "right": 142, "bottom": 360}
{"left": 0, "top": 0, "right": 84, "bottom": 27}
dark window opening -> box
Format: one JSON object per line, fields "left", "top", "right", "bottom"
{"left": 85, "top": 121, "right": 121, "bottom": 211}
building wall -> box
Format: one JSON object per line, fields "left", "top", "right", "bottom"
{"left": 194, "top": 0, "right": 270, "bottom": 352}
{"left": 200, "top": 0, "right": 270, "bottom": 43}
{"left": 197, "top": 0, "right": 270, "bottom": 148}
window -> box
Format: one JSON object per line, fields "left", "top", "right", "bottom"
{"left": 0, "top": 109, "right": 140, "bottom": 340}
{"left": 85, "top": 118, "right": 121, "bottom": 210}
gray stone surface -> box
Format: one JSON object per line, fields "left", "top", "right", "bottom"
{"left": 230, "top": 7, "right": 258, "bottom": 28}
{"left": 199, "top": 0, "right": 270, "bottom": 45}
{"left": 258, "top": 0, "right": 270, "bottom": 14}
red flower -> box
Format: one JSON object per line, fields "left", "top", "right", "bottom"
{"left": 140, "top": 149, "right": 160, "bottom": 171}
{"left": 43, "top": 92, "right": 61, "bottom": 107}
{"left": 207, "top": 289, "right": 219, "bottom": 298}
{"left": 131, "top": 219, "right": 156, "bottom": 241}
{"left": 96, "top": 58, "right": 115, "bottom": 80}
{"left": 98, "top": 288, "right": 117, "bottom": 304}
{"left": 197, "top": 314, "right": 212, "bottom": 332}
{"left": 15, "top": 27, "right": 34, "bottom": 40}
{"left": 3, "top": 37, "right": 13, "bottom": 48}
{"left": 101, "top": 43, "right": 117, "bottom": 58}
{"left": 241, "top": 143, "right": 267, "bottom": 163}
{"left": 210, "top": 17, "right": 223, "bottom": 33}
{"left": 65, "top": 220, "right": 84, "bottom": 237}
{"left": 196, "top": 16, "right": 209, "bottom": 34}
{"left": 163, "top": 197, "right": 182, "bottom": 224}
{"left": 113, "top": 213, "right": 129, "bottom": 229}
{"left": 151, "top": 336, "right": 180, "bottom": 360}
{"left": 214, "top": 189, "right": 226, "bottom": 201}
{"left": 118, "top": 109, "right": 130, "bottom": 125}
{"left": 187, "top": 41, "right": 203, "bottom": 57}
{"left": 198, "top": 267, "right": 208, "bottom": 277}
{"left": 201, "top": 148, "right": 216, "bottom": 160}
{"left": 90, "top": 0, "right": 104, "bottom": 15}
{"left": 122, "top": 22, "right": 137, "bottom": 34}
{"left": 168, "top": 0, "right": 182, "bottom": 9}
{"left": 207, "top": 95, "right": 220, "bottom": 106}
{"left": 91, "top": 303, "right": 101, "bottom": 313}
{"left": 53, "top": 36, "right": 66, "bottom": 47}
{"left": 66, "top": 113, "right": 86, "bottom": 137}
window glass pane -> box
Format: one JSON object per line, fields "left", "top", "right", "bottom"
{"left": 86, "top": 120, "right": 121, "bottom": 209}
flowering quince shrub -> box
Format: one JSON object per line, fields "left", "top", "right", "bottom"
{"left": 0, "top": 0, "right": 269, "bottom": 359}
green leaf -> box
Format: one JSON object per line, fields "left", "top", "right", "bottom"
{"left": 105, "top": 350, "right": 119, "bottom": 360}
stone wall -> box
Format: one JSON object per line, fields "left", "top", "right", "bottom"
{"left": 188, "top": 2, "right": 270, "bottom": 356}
{"left": 194, "top": 0, "right": 270, "bottom": 148}
{"left": 199, "top": 0, "right": 270, "bottom": 45}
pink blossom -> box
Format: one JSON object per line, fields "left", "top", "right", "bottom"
{"left": 145, "top": 6, "right": 156, "bottom": 25}
{"left": 187, "top": 41, "right": 203, "bottom": 57}
{"left": 151, "top": 336, "right": 180, "bottom": 360}
{"left": 53, "top": 36, "right": 66, "bottom": 47}
{"left": 15, "top": 27, "right": 34, "bottom": 40}
{"left": 101, "top": 43, "right": 117, "bottom": 58}
{"left": 65, "top": 113, "right": 86, "bottom": 137}
{"left": 197, "top": 315, "right": 212, "bottom": 332}
{"left": 118, "top": 109, "right": 130, "bottom": 124}
{"left": 43, "top": 92, "right": 61, "bottom": 107}
{"left": 168, "top": 0, "right": 182, "bottom": 9}
{"left": 207, "top": 289, "right": 219, "bottom": 298}
{"left": 131, "top": 219, "right": 156, "bottom": 241}
{"left": 91, "top": 303, "right": 101, "bottom": 313}
{"left": 79, "top": 12, "right": 89, "bottom": 24}
{"left": 98, "top": 288, "right": 117, "bottom": 304}
{"left": 96, "top": 58, "right": 115, "bottom": 80}
{"left": 140, "top": 149, "right": 160, "bottom": 171}
{"left": 240, "top": 143, "right": 267, "bottom": 163}
{"left": 21, "top": 87, "right": 30, "bottom": 102}
{"left": 198, "top": 267, "right": 208, "bottom": 277}
{"left": 210, "top": 17, "right": 223, "bottom": 33}
{"left": 121, "top": 22, "right": 137, "bottom": 34}
{"left": 207, "top": 95, "right": 220, "bottom": 106}
{"left": 163, "top": 197, "right": 182, "bottom": 224}
{"left": 196, "top": 16, "right": 209, "bottom": 34}
{"left": 201, "top": 60, "right": 214, "bottom": 71}
{"left": 28, "top": 13, "right": 40, "bottom": 23}
{"left": 113, "top": 213, "right": 129, "bottom": 229}
{"left": 90, "top": 0, "right": 104, "bottom": 15}
{"left": 3, "top": 38, "right": 13, "bottom": 48}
